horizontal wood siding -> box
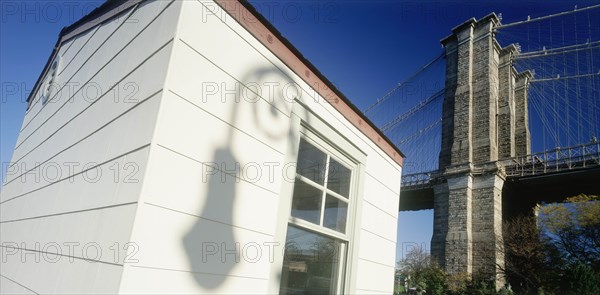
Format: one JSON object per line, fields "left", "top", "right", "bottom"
{"left": 120, "top": 1, "right": 400, "bottom": 294}
{"left": 0, "top": 1, "right": 182, "bottom": 293}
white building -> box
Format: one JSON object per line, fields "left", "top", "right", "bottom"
{"left": 0, "top": 1, "right": 404, "bottom": 294}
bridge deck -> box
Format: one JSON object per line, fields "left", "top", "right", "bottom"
{"left": 399, "top": 142, "right": 600, "bottom": 210}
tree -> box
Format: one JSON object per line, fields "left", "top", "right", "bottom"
{"left": 499, "top": 194, "right": 600, "bottom": 294}
{"left": 569, "top": 262, "right": 600, "bottom": 295}
{"left": 420, "top": 265, "right": 446, "bottom": 295}
{"left": 394, "top": 195, "right": 600, "bottom": 295}
{"left": 445, "top": 272, "right": 470, "bottom": 294}
{"left": 502, "top": 215, "right": 560, "bottom": 293}
{"left": 537, "top": 194, "right": 600, "bottom": 269}
{"left": 397, "top": 245, "right": 430, "bottom": 277}
{"left": 397, "top": 245, "right": 447, "bottom": 295}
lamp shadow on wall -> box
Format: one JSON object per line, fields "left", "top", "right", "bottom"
{"left": 182, "top": 66, "right": 308, "bottom": 290}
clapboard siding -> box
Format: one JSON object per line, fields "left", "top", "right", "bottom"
{"left": 1, "top": 91, "right": 162, "bottom": 202}
{"left": 357, "top": 229, "right": 397, "bottom": 268}
{"left": 1, "top": 251, "right": 124, "bottom": 294}
{"left": 355, "top": 258, "right": 396, "bottom": 293}
{"left": 119, "top": 1, "right": 400, "bottom": 294}
{"left": 363, "top": 171, "right": 402, "bottom": 217}
{"left": 2, "top": 0, "right": 402, "bottom": 293}
{"left": 19, "top": 4, "right": 143, "bottom": 140}
{"left": 0, "top": 203, "right": 138, "bottom": 265}
{"left": 4, "top": 50, "right": 170, "bottom": 197}
{"left": 0, "top": 275, "right": 36, "bottom": 295}
{"left": 0, "top": 147, "right": 149, "bottom": 222}
{"left": 11, "top": 1, "right": 175, "bottom": 164}
{"left": 0, "top": 1, "right": 183, "bottom": 294}
{"left": 142, "top": 143, "right": 281, "bottom": 236}
{"left": 153, "top": 89, "right": 288, "bottom": 194}
{"left": 118, "top": 265, "right": 270, "bottom": 294}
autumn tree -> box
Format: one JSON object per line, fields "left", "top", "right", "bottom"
{"left": 397, "top": 245, "right": 446, "bottom": 295}
{"left": 537, "top": 194, "right": 600, "bottom": 269}
{"left": 502, "top": 215, "right": 560, "bottom": 294}
{"left": 397, "top": 245, "right": 430, "bottom": 276}
{"left": 500, "top": 194, "right": 600, "bottom": 294}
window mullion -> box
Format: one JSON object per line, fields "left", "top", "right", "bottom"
{"left": 282, "top": 131, "right": 358, "bottom": 295}
{"left": 296, "top": 175, "right": 326, "bottom": 192}
{"left": 325, "top": 189, "right": 349, "bottom": 202}
{"left": 336, "top": 243, "right": 347, "bottom": 292}
{"left": 319, "top": 155, "right": 331, "bottom": 226}
{"left": 323, "top": 154, "right": 331, "bottom": 190}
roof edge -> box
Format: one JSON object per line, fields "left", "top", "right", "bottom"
{"left": 215, "top": 0, "right": 405, "bottom": 166}
{"left": 25, "top": 0, "right": 405, "bottom": 166}
{"left": 26, "top": 0, "right": 141, "bottom": 107}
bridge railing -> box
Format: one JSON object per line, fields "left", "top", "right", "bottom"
{"left": 401, "top": 170, "right": 438, "bottom": 190}
{"left": 502, "top": 142, "right": 600, "bottom": 177}
{"left": 400, "top": 143, "right": 600, "bottom": 188}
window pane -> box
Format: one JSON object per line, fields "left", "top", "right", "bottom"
{"left": 323, "top": 195, "right": 348, "bottom": 233}
{"left": 326, "top": 158, "right": 351, "bottom": 197}
{"left": 297, "top": 138, "right": 327, "bottom": 185}
{"left": 291, "top": 180, "right": 323, "bottom": 225}
{"left": 280, "top": 226, "right": 344, "bottom": 295}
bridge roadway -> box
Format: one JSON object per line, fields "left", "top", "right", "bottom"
{"left": 399, "top": 142, "right": 600, "bottom": 214}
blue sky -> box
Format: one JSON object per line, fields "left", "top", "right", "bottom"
{"left": 0, "top": 0, "right": 593, "bottom": 263}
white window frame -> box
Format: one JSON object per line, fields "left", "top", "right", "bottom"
{"left": 269, "top": 100, "right": 366, "bottom": 294}
{"left": 41, "top": 57, "right": 61, "bottom": 106}
{"left": 290, "top": 133, "right": 355, "bottom": 237}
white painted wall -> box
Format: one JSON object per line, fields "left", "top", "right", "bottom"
{"left": 119, "top": 1, "right": 401, "bottom": 294}
{"left": 1, "top": 0, "right": 401, "bottom": 294}
{"left": 0, "top": 1, "right": 182, "bottom": 293}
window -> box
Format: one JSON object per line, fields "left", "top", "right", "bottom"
{"left": 280, "top": 135, "right": 355, "bottom": 294}
{"left": 292, "top": 138, "right": 351, "bottom": 233}
{"left": 41, "top": 57, "right": 60, "bottom": 106}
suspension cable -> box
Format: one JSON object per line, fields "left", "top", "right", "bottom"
{"left": 496, "top": 4, "right": 600, "bottom": 30}
{"left": 381, "top": 90, "right": 444, "bottom": 132}
{"left": 364, "top": 52, "right": 444, "bottom": 113}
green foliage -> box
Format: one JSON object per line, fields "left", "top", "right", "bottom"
{"left": 537, "top": 194, "right": 600, "bottom": 267}
{"left": 499, "top": 194, "right": 600, "bottom": 294}
{"left": 394, "top": 284, "right": 406, "bottom": 294}
{"left": 569, "top": 263, "right": 600, "bottom": 295}
{"left": 502, "top": 215, "right": 561, "bottom": 293}
{"left": 464, "top": 278, "right": 496, "bottom": 295}
{"left": 419, "top": 264, "right": 447, "bottom": 295}
{"left": 396, "top": 200, "right": 600, "bottom": 295}
{"left": 446, "top": 272, "right": 470, "bottom": 294}
{"left": 497, "top": 286, "right": 514, "bottom": 295}
{"left": 445, "top": 275, "right": 497, "bottom": 295}
{"left": 415, "top": 280, "right": 427, "bottom": 292}
{"left": 397, "top": 245, "right": 431, "bottom": 291}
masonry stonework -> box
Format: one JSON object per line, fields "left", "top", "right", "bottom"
{"left": 515, "top": 71, "right": 533, "bottom": 156}
{"left": 498, "top": 45, "right": 519, "bottom": 159}
{"left": 433, "top": 13, "right": 531, "bottom": 289}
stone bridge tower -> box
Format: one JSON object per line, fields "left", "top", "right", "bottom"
{"left": 431, "top": 13, "right": 532, "bottom": 286}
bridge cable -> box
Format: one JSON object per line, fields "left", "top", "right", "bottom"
{"left": 363, "top": 52, "right": 444, "bottom": 114}
{"left": 496, "top": 4, "right": 600, "bottom": 30}
{"left": 380, "top": 89, "right": 444, "bottom": 132}
{"left": 397, "top": 119, "right": 442, "bottom": 145}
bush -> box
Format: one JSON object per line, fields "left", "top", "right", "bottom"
{"left": 420, "top": 265, "right": 447, "bottom": 295}
{"left": 446, "top": 272, "right": 470, "bottom": 295}
{"left": 497, "top": 286, "right": 514, "bottom": 295}
{"left": 464, "top": 278, "right": 496, "bottom": 295}
{"left": 569, "top": 263, "right": 600, "bottom": 295}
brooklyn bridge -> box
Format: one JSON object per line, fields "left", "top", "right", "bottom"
{"left": 363, "top": 4, "right": 600, "bottom": 286}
